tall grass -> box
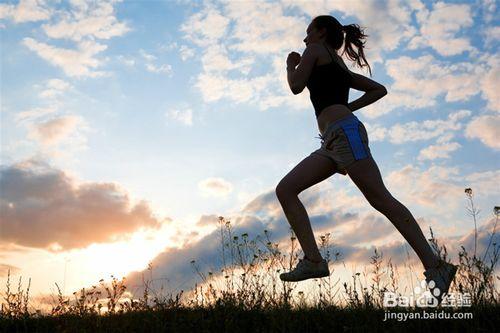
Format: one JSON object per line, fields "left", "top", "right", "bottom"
{"left": 1, "top": 188, "right": 499, "bottom": 332}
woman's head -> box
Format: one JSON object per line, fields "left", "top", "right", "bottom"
{"left": 305, "top": 15, "right": 372, "bottom": 77}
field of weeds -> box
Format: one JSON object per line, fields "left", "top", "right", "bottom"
{"left": 1, "top": 188, "right": 499, "bottom": 332}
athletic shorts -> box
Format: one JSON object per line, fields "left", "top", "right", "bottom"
{"left": 310, "top": 113, "right": 372, "bottom": 175}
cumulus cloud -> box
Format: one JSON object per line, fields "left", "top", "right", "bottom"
{"left": 364, "top": 110, "right": 471, "bottom": 144}
{"left": 179, "top": 4, "right": 231, "bottom": 47}
{"left": 198, "top": 177, "right": 233, "bottom": 197}
{"left": 408, "top": 1, "right": 476, "bottom": 56}
{"left": 385, "top": 164, "right": 463, "bottom": 215}
{"left": 418, "top": 141, "right": 462, "bottom": 161}
{"left": 41, "top": 0, "right": 130, "bottom": 42}
{"left": 26, "top": 115, "right": 84, "bottom": 146}
{"left": 0, "top": 0, "right": 52, "bottom": 23}
{"left": 179, "top": 1, "right": 307, "bottom": 110}
{"left": 465, "top": 114, "right": 500, "bottom": 150}
{"left": 363, "top": 54, "right": 486, "bottom": 118}
{"left": 479, "top": 65, "right": 500, "bottom": 112}
{"left": 0, "top": 159, "right": 167, "bottom": 251}
{"left": 20, "top": 0, "right": 129, "bottom": 78}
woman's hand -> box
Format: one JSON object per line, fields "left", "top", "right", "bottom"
{"left": 287, "top": 51, "right": 301, "bottom": 69}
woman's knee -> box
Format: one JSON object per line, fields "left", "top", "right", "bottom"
{"left": 275, "top": 180, "right": 299, "bottom": 200}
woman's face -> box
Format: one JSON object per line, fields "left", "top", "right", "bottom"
{"left": 303, "top": 22, "right": 326, "bottom": 46}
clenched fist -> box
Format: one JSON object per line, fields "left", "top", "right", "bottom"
{"left": 287, "top": 51, "right": 301, "bottom": 68}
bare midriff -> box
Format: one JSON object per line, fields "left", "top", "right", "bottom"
{"left": 317, "top": 104, "right": 353, "bottom": 135}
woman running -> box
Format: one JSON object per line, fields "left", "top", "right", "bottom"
{"left": 277, "top": 15, "right": 456, "bottom": 303}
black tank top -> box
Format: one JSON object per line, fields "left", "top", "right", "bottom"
{"left": 306, "top": 42, "right": 352, "bottom": 118}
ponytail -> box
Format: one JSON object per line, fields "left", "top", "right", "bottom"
{"left": 342, "top": 23, "right": 372, "bottom": 77}
{"left": 312, "top": 16, "right": 372, "bottom": 77}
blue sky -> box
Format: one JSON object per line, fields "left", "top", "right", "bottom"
{"left": 0, "top": 0, "right": 499, "bottom": 307}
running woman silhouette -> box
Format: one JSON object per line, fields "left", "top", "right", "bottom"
{"left": 277, "top": 15, "right": 456, "bottom": 298}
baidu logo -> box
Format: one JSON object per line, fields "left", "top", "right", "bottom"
{"left": 384, "top": 279, "right": 441, "bottom": 308}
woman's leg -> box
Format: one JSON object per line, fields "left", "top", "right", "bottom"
{"left": 344, "top": 156, "right": 440, "bottom": 270}
{"left": 276, "top": 153, "right": 338, "bottom": 262}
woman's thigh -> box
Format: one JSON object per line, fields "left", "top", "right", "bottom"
{"left": 344, "top": 156, "right": 393, "bottom": 207}
{"left": 276, "top": 153, "right": 339, "bottom": 196}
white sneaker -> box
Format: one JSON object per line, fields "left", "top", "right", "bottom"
{"left": 279, "top": 257, "right": 330, "bottom": 282}
{"left": 423, "top": 260, "right": 458, "bottom": 305}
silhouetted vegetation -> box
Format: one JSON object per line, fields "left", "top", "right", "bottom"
{"left": 1, "top": 188, "right": 498, "bottom": 332}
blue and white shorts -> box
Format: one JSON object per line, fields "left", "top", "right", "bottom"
{"left": 310, "top": 113, "right": 372, "bottom": 175}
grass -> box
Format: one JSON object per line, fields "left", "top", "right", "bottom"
{"left": 1, "top": 188, "right": 499, "bottom": 332}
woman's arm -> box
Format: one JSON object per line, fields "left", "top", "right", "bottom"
{"left": 347, "top": 72, "right": 387, "bottom": 112}
{"left": 287, "top": 45, "right": 319, "bottom": 95}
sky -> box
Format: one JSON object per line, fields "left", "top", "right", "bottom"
{"left": 0, "top": 0, "right": 499, "bottom": 311}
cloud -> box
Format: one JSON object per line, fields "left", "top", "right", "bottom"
{"left": 179, "top": 1, "right": 307, "bottom": 110}
{"left": 385, "top": 164, "right": 463, "bottom": 216}
{"left": 463, "top": 170, "right": 500, "bottom": 198}
{"left": 363, "top": 54, "right": 486, "bottom": 118}
{"left": 37, "top": 78, "right": 72, "bottom": 99}
{"left": 19, "top": 0, "right": 129, "bottom": 78}
{"left": 465, "top": 114, "right": 500, "bottom": 150}
{"left": 14, "top": 105, "right": 59, "bottom": 124}
{"left": 26, "top": 115, "right": 84, "bottom": 146}
{"left": 145, "top": 63, "right": 172, "bottom": 74}
{"left": 179, "top": 4, "right": 231, "bottom": 47}
{"left": 198, "top": 177, "right": 233, "bottom": 197}
{"left": 479, "top": 64, "right": 500, "bottom": 112}
{"left": 23, "top": 38, "right": 109, "bottom": 78}
{"left": 117, "top": 55, "right": 135, "bottom": 67}
{"left": 166, "top": 107, "right": 193, "bottom": 126}
{"left": 364, "top": 110, "right": 471, "bottom": 144}
{"left": 479, "top": 0, "right": 497, "bottom": 23}
{"left": 0, "top": 159, "right": 166, "bottom": 251}
{"left": 0, "top": 0, "right": 52, "bottom": 23}
{"left": 0, "top": 263, "right": 21, "bottom": 277}
{"left": 418, "top": 141, "right": 462, "bottom": 161}
{"left": 139, "top": 49, "right": 156, "bottom": 62}
{"left": 408, "top": 1, "right": 476, "bottom": 56}
{"left": 41, "top": 0, "right": 130, "bottom": 42}
{"left": 139, "top": 49, "right": 172, "bottom": 75}
{"left": 482, "top": 25, "right": 500, "bottom": 48}
{"left": 179, "top": 44, "right": 195, "bottom": 61}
